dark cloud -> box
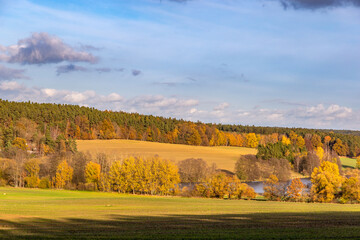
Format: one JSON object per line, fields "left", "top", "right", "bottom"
{"left": 280, "top": 0, "right": 360, "bottom": 10}
{"left": 132, "top": 69, "right": 142, "bottom": 76}
{"left": 114, "top": 68, "right": 125, "bottom": 72}
{"left": 0, "top": 65, "right": 28, "bottom": 80}
{"left": 0, "top": 32, "right": 97, "bottom": 64}
{"left": 95, "top": 68, "right": 112, "bottom": 73}
{"left": 56, "top": 64, "right": 88, "bottom": 75}
{"left": 187, "top": 77, "right": 197, "bottom": 82}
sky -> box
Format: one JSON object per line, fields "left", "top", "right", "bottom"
{"left": 0, "top": 0, "right": 359, "bottom": 130}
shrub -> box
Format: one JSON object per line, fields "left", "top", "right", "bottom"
{"left": 38, "top": 177, "right": 50, "bottom": 189}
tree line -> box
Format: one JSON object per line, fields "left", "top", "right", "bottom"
{"left": 261, "top": 161, "right": 360, "bottom": 204}
{"left": 1, "top": 99, "right": 360, "bottom": 157}
{"left": 0, "top": 148, "right": 258, "bottom": 200}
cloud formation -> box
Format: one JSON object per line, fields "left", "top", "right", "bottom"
{"left": 213, "top": 102, "right": 229, "bottom": 111}
{"left": 95, "top": 68, "right": 112, "bottom": 73}
{"left": 0, "top": 81, "right": 24, "bottom": 91}
{"left": 132, "top": 69, "right": 142, "bottom": 76}
{"left": 0, "top": 65, "right": 28, "bottom": 80}
{"left": 235, "top": 104, "right": 353, "bottom": 128}
{"left": 0, "top": 32, "right": 97, "bottom": 64}
{"left": 280, "top": 0, "right": 360, "bottom": 10}
{"left": 0, "top": 81, "right": 199, "bottom": 119}
{"left": 56, "top": 64, "right": 88, "bottom": 75}
{"left": 0, "top": 80, "right": 358, "bottom": 129}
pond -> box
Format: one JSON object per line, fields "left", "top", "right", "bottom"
{"left": 245, "top": 178, "right": 311, "bottom": 194}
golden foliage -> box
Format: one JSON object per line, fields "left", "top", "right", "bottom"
{"left": 341, "top": 177, "right": 360, "bottom": 203}
{"left": 246, "top": 133, "right": 259, "bottom": 148}
{"left": 85, "top": 161, "right": 101, "bottom": 190}
{"left": 315, "top": 147, "right": 324, "bottom": 161}
{"left": 311, "top": 161, "right": 343, "bottom": 203}
{"left": 194, "top": 173, "right": 256, "bottom": 200}
{"left": 55, "top": 160, "right": 73, "bottom": 189}
{"left": 287, "top": 178, "right": 305, "bottom": 201}
{"left": 264, "top": 174, "right": 281, "bottom": 201}
{"left": 12, "top": 137, "right": 27, "bottom": 151}
{"left": 109, "top": 156, "right": 180, "bottom": 195}
{"left": 281, "top": 136, "right": 291, "bottom": 146}
{"left": 24, "top": 159, "right": 40, "bottom": 188}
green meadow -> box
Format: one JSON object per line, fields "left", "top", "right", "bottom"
{"left": 340, "top": 157, "right": 357, "bottom": 169}
{"left": 1, "top": 187, "right": 360, "bottom": 239}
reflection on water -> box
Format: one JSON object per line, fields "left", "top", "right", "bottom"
{"left": 245, "top": 178, "right": 311, "bottom": 194}
{"left": 178, "top": 178, "right": 311, "bottom": 195}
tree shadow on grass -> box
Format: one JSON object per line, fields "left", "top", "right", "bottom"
{"left": 1, "top": 211, "right": 360, "bottom": 239}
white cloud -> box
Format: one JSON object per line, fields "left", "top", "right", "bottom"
{"left": 0, "top": 81, "right": 24, "bottom": 91}
{"left": 0, "top": 80, "right": 359, "bottom": 130}
{"left": 0, "top": 32, "right": 97, "bottom": 64}
{"left": 213, "top": 102, "right": 229, "bottom": 111}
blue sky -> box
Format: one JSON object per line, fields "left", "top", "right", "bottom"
{"left": 0, "top": 0, "right": 359, "bottom": 129}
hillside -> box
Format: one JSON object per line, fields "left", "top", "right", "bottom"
{"left": 1, "top": 99, "right": 360, "bottom": 157}
{"left": 77, "top": 139, "right": 257, "bottom": 171}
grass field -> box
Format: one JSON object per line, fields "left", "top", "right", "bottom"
{"left": 0, "top": 187, "right": 360, "bottom": 239}
{"left": 340, "top": 157, "right": 357, "bottom": 169}
{"left": 77, "top": 139, "right": 257, "bottom": 172}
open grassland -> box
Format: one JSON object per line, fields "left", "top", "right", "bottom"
{"left": 0, "top": 188, "right": 360, "bottom": 239}
{"left": 77, "top": 139, "right": 257, "bottom": 172}
{"left": 340, "top": 157, "right": 357, "bottom": 169}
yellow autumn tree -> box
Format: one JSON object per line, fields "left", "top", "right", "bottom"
{"left": 296, "top": 136, "right": 305, "bottom": 148}
{"left": 85, "top": 161, "right": 101, "bottom": 190}
{"left": 264, "top": 174, "right": 282, "bottom": 201}
{"left": 315, "top": 146, "right": 324, "bottom": 161}
{"left": 281, "top": 136, "right": 291, "bottom": 145}
{"left": 55, "top": 160, "right": 73, "bottom": 189}
{"left": 289, "top": 131, "right": 297, "bottom": 145}
{"left": 109, "top": 160, "right": 123, "bottom": 192}
{"left": 109, "top": 156, "right": 180, "bottom": 195}
{"left": 287, "top": 178, "right": 305, "bottom": 201}
{"left": 340, "top": 177, "right": 360, "bottom": 203}
{"left": 99, "top": 119, "right": 116, "bottom": 139}
{"left": 246, "top": 133, "right": 259, "bottom": 148}
{"left": 12, "top": 137, "right": 27, "bottom": 150}
{"left": 311, "top": 161, "right": 343, "bottom": 203}
{"left": 24, "top": 159, "right": 40, "bottom": 188}
{"left": 227, "top": 176, "right": 256, "bottom": 199}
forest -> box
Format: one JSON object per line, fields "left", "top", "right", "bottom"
{"left": 0, "top": 99, "right": 359, "bottom": 157}
{"left": 0, "top": 99, "right": 360, "bottom": 203}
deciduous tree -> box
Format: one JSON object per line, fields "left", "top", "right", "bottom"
{"left": 55, "top": 160, "right": 73, "bottom": 189}
{"left": 287, "top": 178, "right": 305, "bottom": 201}
{"left": 311, "top": 161, "right": 343, "bottom": 203}
{"left": 85, "top": 161, "right": 101, "bottom": 190}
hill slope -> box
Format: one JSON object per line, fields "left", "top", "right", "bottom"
{"left": 77, "top": 139, "right": 256, "bottom": 171}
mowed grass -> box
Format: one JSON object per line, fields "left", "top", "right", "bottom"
{"left": 77, "top": 139, "right": 256, "bottom": 172}
{"left": 340, "top": 157, "right": 357, "bottom": 169}
{"left": 0, "top": 188, "right": 360, "bottom": 239}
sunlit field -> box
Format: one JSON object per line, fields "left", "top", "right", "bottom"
{"left": 0, "top": 187, "right": 359, "bottom": 239}
{"left": 340, "top": 157, "right": 357, "bottom": 169}
{"left": 77, "top": 139, "right": 257, "bottom": 172}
